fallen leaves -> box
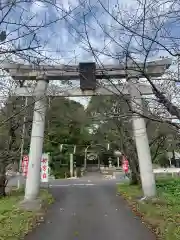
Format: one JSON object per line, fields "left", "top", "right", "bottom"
{"left": 0, "top": 189, "right": 53, "bottom": 240}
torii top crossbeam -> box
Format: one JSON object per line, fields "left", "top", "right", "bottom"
{"left": 0, "top": 58, "right": 172, "bottom": 81}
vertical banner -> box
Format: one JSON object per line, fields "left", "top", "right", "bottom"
{"left": 22, "top": 155, "right": 29, "bottom": 177}
{"left": 22, "top": 153, "right": 49, "bottom": 182}
{"left": 122, "top": 155, "right": 129, "bottom": 173}
{"left": 40, "top": 153, "right": 49, "bottom": 183}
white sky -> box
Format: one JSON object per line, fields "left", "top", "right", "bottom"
{"left": 1, "top": 0, "right": 179, "bottom": 112}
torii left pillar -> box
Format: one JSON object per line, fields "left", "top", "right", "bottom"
{"left": 22, "top": 77, "right": 49, "bottom": 208}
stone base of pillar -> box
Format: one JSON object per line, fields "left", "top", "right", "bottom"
{"left": 19, "top": 198, "right": 43, "bottom": 211}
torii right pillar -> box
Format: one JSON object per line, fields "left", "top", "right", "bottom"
{"left": 127, "top": 74, "right": 156, "bottom": 197}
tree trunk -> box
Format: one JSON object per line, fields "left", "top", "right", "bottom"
{"left": 129, "top": 160, "right": 140, "bottom": 185}
{"left": 0, "top": 170, "right": 6, "bottom": 197}
{"left": 130, "top": 171, "right": 139, "bottom": 185}
{"left": 129, "top": 156, "right": 140, "bottom": 185}
{"left": 0, "top": 154, "right": 8, "bottom": 197}
{"left": 123, "top": 140, "right": 140, "bottom": 185}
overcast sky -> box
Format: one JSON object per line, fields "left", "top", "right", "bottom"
{"left": 1, "top": 0, "right": 180, "bottom": 108}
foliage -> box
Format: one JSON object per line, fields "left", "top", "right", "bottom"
{"left": 86, "top": 95, "right": 180, "bottom": 177}
{"left": 44, "top": 97, "right": 90, "bottom": 178}
{"left": 0, "top": 95, "right": 92, "bottom": 181}
{"left": 147, "top": 119, "right": 179, "bottom": 163}
{"left": 86, "top": 95, "right": 141, "bottom": 184}
{"left": 0, "top": 96, "right": 32, "bottom": 196}
{"left": 153, "top": 153, "right": 170, "bottom": 167}
{"left": 0, "top": 95, "right": 91, "bottom": 182}
{"left": 53, "top": 166, "right": 70, "bottom": 179}
{"left": 118, "top": 178, "right": 180, "bottom": 239}
{"left": 45, "top": 97, "right": 90, "bottom": 150}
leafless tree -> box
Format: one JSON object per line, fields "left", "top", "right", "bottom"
{"left": 0, "top": 0, "right": 82, "bottom": 196}
{"left": 60, "top": 0, "right": 180, "bottom": 128}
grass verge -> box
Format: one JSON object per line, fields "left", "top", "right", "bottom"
{"left": 0, "top": 188, "right": 54, "bottom": 240}
{"left": 118, "top": 178, "right": 180, "bottom": 240}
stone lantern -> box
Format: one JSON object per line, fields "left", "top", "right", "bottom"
{"left": 114, "top": 150, "right": 122, "bottom": 168}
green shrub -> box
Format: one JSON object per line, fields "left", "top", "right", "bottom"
{"left": 53, "top": 167, "right": 70, "bottom": 179}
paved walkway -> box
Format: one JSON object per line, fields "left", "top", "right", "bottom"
{"left": 25, "top": 174, "right": 156, "bottom": 240}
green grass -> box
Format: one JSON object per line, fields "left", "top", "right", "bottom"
{"left": 118, "top": 178, "right": 180, "bottom": 240}
{"left": 0, "top": 188, "right": 54, "bottom": 240}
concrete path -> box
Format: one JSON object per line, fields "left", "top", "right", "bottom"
{"left": 25, "top": 173, "right": 156, "bottom": 240}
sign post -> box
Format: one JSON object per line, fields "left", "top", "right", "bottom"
{"left": 70, "top": 153, "right": 74, "bottom": 178}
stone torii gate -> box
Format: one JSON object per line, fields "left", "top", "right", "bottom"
{"left": 1, "top": 58, "right": 172, "bottom": 206}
